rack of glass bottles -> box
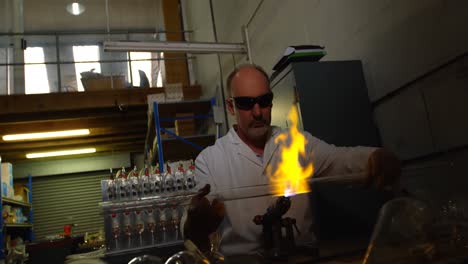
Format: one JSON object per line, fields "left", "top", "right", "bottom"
{"left": 99, "top": 160, "right": 198, "bottom": 255}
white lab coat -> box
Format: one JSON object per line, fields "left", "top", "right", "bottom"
{"left": 195, "top": 126, "right": 376, "bottom": 256}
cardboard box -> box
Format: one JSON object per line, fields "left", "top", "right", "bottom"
{"left": 14, "top": 185, "right": 30, "bottom": 203}
{"left": 182, "top": 85, "right": 202, "bottom": 100}
{"left": 1, "top": 163, "right": 13, "bottom": 197}
{"left": 175, "top": 113, "right": 196, "bottom": 136}
{"left": 165, "top": 83, "right": 183, "bottom": 102}
{"left": 175, "top": 122, "right": 196, "bottom": 136}
{"left": 81, "top": 76, "right": 126, "bottom": 91}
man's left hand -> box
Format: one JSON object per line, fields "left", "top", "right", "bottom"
{"left": 365, "top": 148, "right": 401, "bottom": 190}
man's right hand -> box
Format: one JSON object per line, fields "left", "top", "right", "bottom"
{"left": 183, "top": 184, "right": 225, "bottom": 253}
{"left": 365, "top": 148, "right": 401, "bottom": 190}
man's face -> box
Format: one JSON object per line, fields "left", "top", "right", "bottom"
{"left": 227, "top": 67, "right": 272, "bottom": 142}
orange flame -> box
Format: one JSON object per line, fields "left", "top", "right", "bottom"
{"left": 266, "top": 106, "right": 313, "bottom": 197}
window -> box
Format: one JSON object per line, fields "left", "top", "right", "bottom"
{"left": 129, "top": 52, "right": 152, "bottom": 87}
{"left": 156, "top": 53, "right": 163, "bottom": 87}
{"left": 24, "top": 47, "right": 50, "bottom": 94}
{"left": 73, "top": 45, "right": 101, "bottom": 91}
{"left": 6, "top": 34, "right": 169, "bottom": 94}
{"left": 0, "top": 48, "right": 11, "bottom": 95}
{"left": 129, "top": 52, "right": 163, "bottom": 88}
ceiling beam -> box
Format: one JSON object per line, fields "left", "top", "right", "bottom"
{"left": 0, "top": 132, "right": 146, "bottom": 151}
{"left": 0, "top": 105, "right": 148, "bottom": 123}
{"left": 0, "top": 88, "right": 163, "bottom": 115}
{"left": 0, "top": 116, "right": 147, "bottom": 134}
{"left": 0, "top": 116, "right": 147, "bottom": 136}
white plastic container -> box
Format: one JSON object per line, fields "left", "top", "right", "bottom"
{"left": 164, "top": 165, "right": 175, "bottom": 192}
{"left": 185, "top": 161, "right": 196, "bottom": 190}
{"left": 139, "top": 165, "right": 151, "bottom": 197}
{"left": 128, "top": 166, "right": 140, "bottom": 198}
{"left": 149, "top": 164, "right": 163, "bottom": 195}
{"left": 116, "top": 167, "right": 130, "bottom": 200}
{"left": 174, "top": 163, "right": 185, "bottom": 191}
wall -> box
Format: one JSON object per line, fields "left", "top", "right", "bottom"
{"left": 184, "top": 0, "right": 468, "bottom": 205}
{"left": 13, "top": 153, "right": 131, "bottom": 178}
{"left": 0, "top": 0, "right": 11, "bottom": 32}
{"left": 1, "top": 0, "right": 163, "bottom": 33}
{"left": 186, "top": 0, "right": 468, "bottom": 99}
{"left": 182, "top": 0, "right": 217, "bottom": 97}
{"left": 22, "top": 0, "right": 164, "bottom": 32}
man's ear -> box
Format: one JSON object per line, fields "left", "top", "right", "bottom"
{"left": 226, "top": 98, "right": 235, "bottom": 115}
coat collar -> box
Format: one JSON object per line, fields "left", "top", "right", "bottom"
{"left": 227, "top": 125, "right": 282, "bottom": 144}
{"left": 227, "top": 126, "right": 242, "bottom": 145}
{"left": 227, "top": 126, "right": 282, "bottom": 167}
{"left": 228, "top": 125, "right": 281, "bottom": 142}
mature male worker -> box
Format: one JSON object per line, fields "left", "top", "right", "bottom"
{"left": 184, "top": 64, "right": 401, "bottom": 256}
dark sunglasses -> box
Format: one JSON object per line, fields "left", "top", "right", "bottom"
{"left": 231, "top": 92, "right": 274, "bottom": 110}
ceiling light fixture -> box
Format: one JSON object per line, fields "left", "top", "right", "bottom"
{"left": 103, "top": 41, "right": 247, "bottom": 54}
{"left": 26, "top": 148, "right": 96, "bottom": 159}
{"left": 3, "top": 129, "right": 90, "bottom": 141}
{"left": 66, "top": 2, "right": 86, "bottom": 16}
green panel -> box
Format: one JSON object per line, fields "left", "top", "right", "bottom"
{"left": 32, "top": 171, "right": 108, "bottom": 240}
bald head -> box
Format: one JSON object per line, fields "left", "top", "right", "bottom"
{"left": 225, "top": 64, "right": 273, "bottom": 146}
{"left": 226, "top": 64, "right": 270, "bottom": 97}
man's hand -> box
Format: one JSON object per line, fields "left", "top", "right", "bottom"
{"left": 183, "top": 184, "right": 225, "bottom": 253}
{"left": 365, "top": 148, "right": 401, "bottom": 190}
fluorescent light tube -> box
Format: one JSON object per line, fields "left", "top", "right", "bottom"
{"left": 104, "top": 41, "right": 246, "bottom": 54}
{"left": 3, "top": 129, "right": 90, "bottom": 141}
{"left": 26, "top": 148, "right": 96, "bottom": 159}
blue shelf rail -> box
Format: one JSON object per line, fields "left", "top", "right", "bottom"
{"left": 152, "top": 98, "right": 216, "bottom": 174}
{"left": 27, "top": 175, "right": 34, "bottom": 242}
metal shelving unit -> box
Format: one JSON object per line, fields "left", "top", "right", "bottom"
{"left": 2, "top": 197, "right": 32, "bottom": 208}
{"left": 0, "top": 174, "right": 34, "bottom": 259}
{"left": 3, "top": 223, "right": 33, "bottom": 228}
{"left": 145, "top": 98, "right": 218, "bottom": 172}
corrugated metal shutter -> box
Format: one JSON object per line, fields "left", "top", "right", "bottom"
{"left": 32, "top": 171, "right": 108, "bottom": 240}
